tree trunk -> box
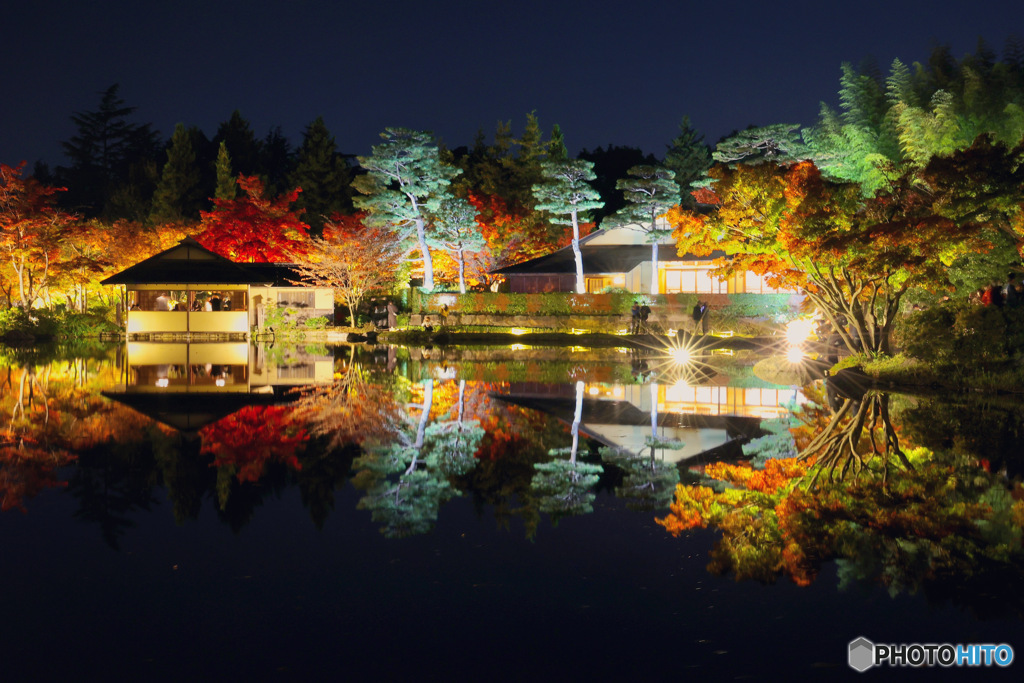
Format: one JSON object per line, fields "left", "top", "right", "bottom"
{"left": 650, "top": 242, "right": 660, "bottom": 294}
{"left": 570, "top": 380, "right": 584, "bottom": 464}
{"left": 570, "top": 210, "right": 584, "bottom": 294}
{"left": 415, "top": 216, "right": 434, "bottom": 292}
{"left": 457, "top": 249, "right": 467, "bottom": 294}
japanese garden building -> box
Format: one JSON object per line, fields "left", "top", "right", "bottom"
{"left": 493, "top": 225, "right": 796, "bottom": 296}
{"left": 101, "top": 237, "right": 334, "bottom": 339}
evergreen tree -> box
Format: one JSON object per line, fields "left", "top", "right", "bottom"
{"left": 214, "top": 142, "right": 236, "bottom": 201}
{"left": 713, "top": 124, "right": 810, "bottom": 165}
{"left": 289, "top": 117, "right": 352, "bottom": 232}
{"left": 150, "top": 123, "right": 203, "bottom": 223}
{"left": 58, "top": 84, "right": 160, "bottom": 216}
{"left": 261, "top": 126, "right": 293, "bottom": 197}
{"left": 577, "top": 145, "right": 656, "bottom": 222}
{"left": 352, "top": 128, "right": 460, "bottom": 291}
{"left": 532, "top": 159, "right": 603, "bottom": 293}
{"left": 664, "top": 116, "right": 712, "bottom": 207}
{"left": 548, "top": 124, "right": 568, "bottom": 161}
{"left": 606, "top": 164, "right": 680, "bottom": 294}
{"left": 432, "top": 196, "right": 486, "bottom": 294}
{"left": 213, "top": 111, "right": 262, "bottom": 177}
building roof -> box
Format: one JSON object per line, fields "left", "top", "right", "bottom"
{"left": 101, "top": 237, "right": 300, "bottom": 286}
{"left": 491, "top": 230, "right": 725, "bottom": 275}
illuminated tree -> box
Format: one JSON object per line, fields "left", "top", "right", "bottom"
{"left": 196, "top": 175, "right": 310, "bottom": 262}
{"left": 669, "top": 159, "right": 1001, "bottom": 355}
{"left": 289, "top": 213, "right": 404, "bottom": 325}
{"left": 431, "top": 196, "right": 486, "bottom": 293}
{"left": 150, "top": 123, "right": 203, "bottom": 223}
{"left": 605, "top": 164, "right": 680, "bottom": 294}
{"left": 353, "top": 128, "right": 460, "bottom": 291}
{"left": 532, "top": 160, "right": 604, "bottom": 293}
{"left": 214, "top": 142, "right": 236, "bottom": 201}
{"left": 664, "top": 116, "right": 712, "bottom": 207}
{"left": 0, "top": 163, "right": 76, "bottom": 308}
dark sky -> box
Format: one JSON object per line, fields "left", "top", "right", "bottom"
{"left": 2, "top": 0, "right": 1021, "bottom": 169}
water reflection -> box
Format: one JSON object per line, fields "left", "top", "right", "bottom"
{"left": 6, "top": 341, "right": 1021, "bottom": 610}
{"left": 657, "top": 376, "right": 1024, "bottom": 615}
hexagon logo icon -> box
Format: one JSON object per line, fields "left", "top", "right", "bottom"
{"left": 849, "top": 637, "right": 875, "bottom": 672}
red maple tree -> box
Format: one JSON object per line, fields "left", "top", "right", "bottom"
{"left": 196, "top": 175, "right": 311, "bottom": 262}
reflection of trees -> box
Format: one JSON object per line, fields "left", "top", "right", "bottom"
{"left": 657, "top": 384, "right": 1024, "bottom": 613}
{"left": 354, "top": 379, "right": 484, "bottom": 537}
{"left": 530, "top": 382, "right": 604, "bottom": 521}
{"left": 796, "top": 383, "right": 911, "bottom": 484}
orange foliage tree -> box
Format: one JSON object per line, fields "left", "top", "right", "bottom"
{"left": 0, "top": 163, "right": 77, "bottom": 308}
{"left": 289, "top": 212, "right": 403, "bottom": 325}
{"left": 668, "top": 160, "right": 999, "bottom": 355}
{"left": 196, "top": 175, "right": 310, "bottom": 262}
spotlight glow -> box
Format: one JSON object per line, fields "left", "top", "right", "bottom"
{"left": 786, "top": 317, "right": 816, "bottom": 346}
{"left": 670, "top": 347, "right": 692, "bottom": 365}
{"left": 786, "top": 345, "right": 805, "bottom": 364}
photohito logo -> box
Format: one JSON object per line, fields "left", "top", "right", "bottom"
{"left": 848, "top": 637, "right": 1014, "bottom": 671}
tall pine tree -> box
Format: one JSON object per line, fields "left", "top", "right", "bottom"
{"left": 150, "top": 123, "right": 203, "bottom": 223}
{"left": 353, "top": 128, "right": 460, "bottom": 291}
{"left": 289, "top": 117, "right": 352, "bottom": 232}
{"left": 532, "top": 160, "right": 603, "bottom": 294}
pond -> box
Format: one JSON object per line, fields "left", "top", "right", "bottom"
{"left": 0, "top": 341, "right": 1021, "bottom": 680}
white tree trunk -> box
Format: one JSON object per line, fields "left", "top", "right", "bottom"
{"left": 570, "top": 380, "right": 584, "bottom": 464}
{"left": 571, "top": 210, "right": 584, "bottom": 294}
{"left": 415, "top": 216, "right": 434, "bottom": 291}
{"left": 650, "top": 242, "right": 660, "bottom": 295}
{"left": 457, "top": 249, "right": 467, "bottom": 294}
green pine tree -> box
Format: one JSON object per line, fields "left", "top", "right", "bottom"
{"left": 150, "top": 123, "right": 203, "bottom": 223}
{"left": 289, "top": 117, "right": 352, "bottom": 232}
{"left": 352, "top": 128, "right": 460, "bottom": 291}
{"left": 664, "top": 116, "right": 711, "bottom": 207}
{"left": 606, "top": 164, "right": 680, "bottom": 294}
{"left": 532, "top": 160, "right": 604, "bottom": 293}
{"left": 214, "top": 141, "right": 236, "bottom": 201}
{"left": 431, "top": 196, "right": 486, "bottom": 294}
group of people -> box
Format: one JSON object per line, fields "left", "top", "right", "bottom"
{"left": 145, "top": 292, "right": 231, "bottom": 312}
{"left": 629, "top": 300, "right": 711, "bottom": 336}
{"left": 629, "top": 302, "right": 652, "bottom": 334}
{"left": 366, "top": 297, "right": 398, "bottom": 329}
{"left": 973, "top": 273, "right": 1024, "bottom": 308}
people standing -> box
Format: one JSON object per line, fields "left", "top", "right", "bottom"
{"left": 691, "top": 301, "right": 703, "bottom": 336}
{"left": 700, "top": 301, "right": 710, "bottom": 335}
{"left": 386, "top": 300, "right": 398, "bottom": 330}
{"left": 639, "top": 303, "right": 651, "bottom": 334}
{"left": 630, "top": 302, "right": 641, "bottom": 335}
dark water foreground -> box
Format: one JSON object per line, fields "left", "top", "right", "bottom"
{"left": 1, "top": 342, "right": 1022, "bottom": 681}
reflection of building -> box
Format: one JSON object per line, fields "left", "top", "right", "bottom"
{"left": 492, "top": 225, "right": 799, "bottom": 295}
{"left": 496, "top": 379, "right": 802, "bottom": 464}
{"left": 102, "top": 342, "right": 334, "bottom": 431}
{"left": 101, "top": 237, "right": 334, "bottom": 339}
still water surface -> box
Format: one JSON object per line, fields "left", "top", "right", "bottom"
{"left": 1, "top": 342, "right": 1021, "bottom": 680}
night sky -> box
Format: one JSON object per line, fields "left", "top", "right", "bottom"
{"left": 2, "top": 0, "right": 1021, "bottom": 169}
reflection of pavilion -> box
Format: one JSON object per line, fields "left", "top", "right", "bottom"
{"left": 102, "top": 342, "right": 334, "bottom": 431}
{"left": 495, "top": 380, "right": 802, "bottom": 463}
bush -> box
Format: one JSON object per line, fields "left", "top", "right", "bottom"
{"left": 900, "top": 302, "right": 1024, "bottom": 367}
{"left": 304, "top": 316, "right": 329, "bottom": 330}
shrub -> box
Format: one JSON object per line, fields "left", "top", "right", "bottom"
{"left": 304, "top": 316, "right": 329, "bottom": 330}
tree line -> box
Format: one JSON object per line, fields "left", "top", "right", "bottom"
{"left": 3, "top": 39, "right": 1023, "bottom": 325}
